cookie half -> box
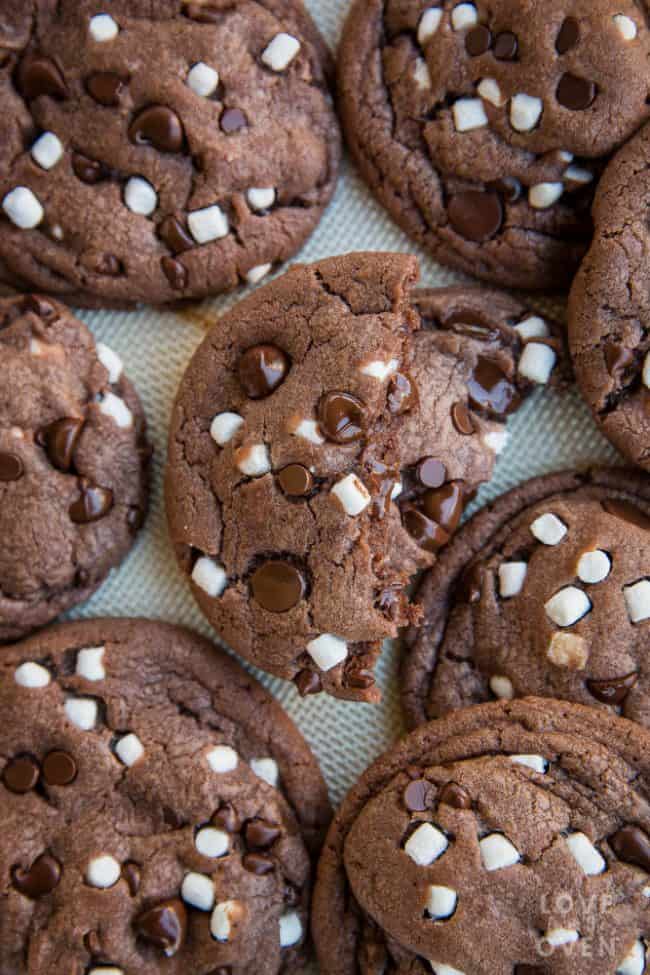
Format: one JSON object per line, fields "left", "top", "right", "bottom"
{"left": 0, "top": 619, "right": 330, "bottom": 974}
{"left": 0, "top": 295, "right": 150, "bottom": 642}
{"left": 0, "top": 1, "right": 340, "bottom": 307}
{"left": 569, "top": 119, "right": 650, "bottom": 472}
{"left": 166, "top": 251, "right": 565, "bottom": 702}
{"left": 314, "top": 697, "right": 650, "bottom": 975}
{"left": 403, "top": 468, "right": 650, "bottom": 729}
{"left": 338, "top": 0, "right": 650, "bottom": 290}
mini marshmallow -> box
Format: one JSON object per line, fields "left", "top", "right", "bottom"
{"left": 76, "top": 646, "right": 106, "bottom": 682}
{"left": 510, "top": 93, "right": 543, "bottom": 132}
{"left": 99, "top": 392, "right": 133, "bottom": 429}
{"left": 426, "top": 885, "right": 458, "bottom": 920}
{"left": 262, "top": 33, "right": 301, "bottom": 71}
{"left": 566, "top": 832, "right": 606, "bottom": 876}
{"left": 545, "top": 587, "right": 592, "bottom": 627}
{"left": 31, "top": 132, "right": 63, "bottom": 170}
{"left": 307, "top": 634, "right": 348, "bottom": 671}
{"left": 564, "top": 165, "right": 593, "bottom": 185}
{"left": 247, "top": 187, "right": 276, "bottom": 211}
{"left": 210, "top": 900, "right": 240, "bottom": 942}
{"left": 251, "top": 757, "right": 279, "bottom": 788}
{"left": 490, "top": 675, "right": 514, "bottom": 700}
{"left": 114, "top": 733, "right": 144, "bottom": 767}
{"left": 510, "top": 755, "right": 548, "bottom": 773}
{"left": 182, "top": 872, "right": 215, "bottom": 911}
{"left": 86, "top": 854, "right": 120, "bottom": 888}
{"left": 65, "top": 697, "right": 98, "bottom": 730}
{"left": 544, "top": 928, "right": 579, "bottom": 947}
{"left": 613, "top": 14, "right": 638, "bottom": 41}
{"left": 279, "top": 911, "right": 303, "bottom": 948}
{"left": 207, "top": 745, "right": 238, "bottom": 774}
{"left": 530, "top": 513, "right": 567, "bottom": 546}
{"left": 624, "top": 579, "right": 650, "bottom": 623}
{"left": 643, "top": 352, "right": 650, "bottom": 390}
{"left": 558, "top": 150, "right": 574, "bottom": 163}
{"left": 96, "top": 343, "right": 123, "bottom": 384}
{"left": 413, "top": 58, "right": 432, "bottom": 90}
{"left": 498, "top": 562, "right": 528, "bottom": 598}
{"left": 404, "top": 823, "right": 449, "bottom": 866}
{"left": 618, "top": 940, "right": 646, "bottom": 975}
{"left": 547, "top": 632, "right": 589, "bottom": 670}
{"left": 89, "top": 13, "right": 119, "bottom": 42}
{"left": 418, "top": 7, "right": 443, "bottom": 45}
{"left": 360, "top": 358, "right": 400, "bottom": 381}
{"left": 479, "top": 834, "right": 520, "bottom": 871}
{"left": 291, "top": 418, "right": 325, "bottom": 445}
{"left": 331, "top": 474, "right": 371, "bottom": 517}
{"left": 452, "top": 98, "right": 488, "bottom": 132}
{"left": 529, "top": 182, "right": 564, "bottom": 209}
{"left": 2, "top": 186, "right": 44, "bottom": 229}
{"left": 187, "top": 62, "right": 220, "bottom": 97}
{"left": 124, "top": 177, "right": 157, "bottom": 217}
{"left": 188, "top": 204, "right": 229, "bottom": 244}
{"left": 518, "top": 343, "right": 557, "bottom": 384}
{"left": 483, "top": 431, "right": 510, "bottom": 455}
{"left": 391, "top": 480, "right": 403, "bottom": 500}
{"left": 210, "top": 412, "right": 244, "bottom": 446}
{"left": 451, "top": 3, "right": 478, "bottom": 30}
{"left": 89, "top": 969, "right": 123, "bottom": 975}
{"left": 192, "top": 557, "right": 227, "bottom": 598}
{"left": 577, "top": 550, "right": 611, "bottom": 585}
{"left": 195, "top": 827, "right": 229, "bottom": 859}
{"left": 14, "top": 662, "right": 51, "bottom": 688}
{"left": 430, "top": 964, "right": 466, "bottom": 975}
{"left": 477, "top": 78, "right": 504, "bottom": 107}
{"left": 246, "top": 263, "right": 273, "bottom": 285}
{"left": 515, "top": 316, "right": 550, "bottom": 340}
{"left": 235, "top": 443, "right": 271, "bottom": 477}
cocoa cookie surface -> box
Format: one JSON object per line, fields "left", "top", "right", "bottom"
{"left": 338, "top": 0, "right": 650, "bottom": 291}
{"left": 403, "top": 468, "right": 650, "bottom": 729}
{"left": 0, "top": 295, "right": 150, "bottom": 642}
{"left": 166, "top": 251, "right": 564, "bottom": 702}
{"left": 313, "top": 697, "right": 650, "bottom": 975}
{"left": 0, "top": 618, "right": 330, "bottom": 974}
{"left": 569, "top": 120, "right": 650, "bottom": 472}
{"left": 0, "top": 0, "right": 340, "bottom": 307}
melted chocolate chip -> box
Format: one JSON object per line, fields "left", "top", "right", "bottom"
{"left": 319, "top": 392, "right": 366, "bottom": 443}
{"left": 245, "top": 819, "right": 281, "bottom": 850}
{"left": 402, "top": 506, "right": 450, "bottom": 552}
{"left": 42, "top": 750, "right": 77, "bottom": 787}
{"left": 243, "top": 853, "right": 275, "bottom": 875}
{"left": 3, "top": 755, "right": 40, "bottom": 793}
{"left": 127, "top": 506, "right": 145, "bottom": 533}
{"left": 467, "top": 357, "right": 520, "bottom": 416}
{"left": 465, "top": 25, "right": 492, "bottom": 56}
{"left": 610, "top": 825, "right": 650, "bottom": 873}
{"left": 556, "top": 17, "right": 580, "bottom": 54}
{"left": 602, "top": 499, "right": 650, "bottom": 531}
{"left": 86, "top": 72, "right": 126, "bottom": 107}
{"left": 451, "top": 401, "right": 476, "bottom": 436}
{"left": 278, "top": 464, "right": 313, "bottom": 497}
{"left": 251, "top": 560, "right": 306, "bottom": 613}
{"left": 493, "top": 31, "right": 518, "bottom": 60}
{"left": 388, "top": 372, "right": 417, "bottom": 415}
{"left": 604, "top": 342, "right": 635, "bottom": 379}
{"left": 0, "top": 452, "right": 24, "bottom": 481}
{"left": 23, "top": 295, "right": 56, "bottom": 319}
{"left": 345, "top": 666, "right": 376, "bottom": 690}
{"left": 423, "top": 482, "right": 464, "bottom": 535}
{"left": 80, "top": 252, "right": 123, "bottom": 277}
{"left": 134, "top": 899, "right": 187, "bottom": 956}
{"left": 557, "top": 73, "right": 596, "bottom": 111}
{"left": 403, "top": 778, "right": 435, "bottom": 812}
{"left": 39, "top": 417, "right": 84, "bottom": 472}
{"left": 129, "top": 105, "right": 185, "bottom": 153}
{"left": 18, "top": 55, "right": 67, "bottom": 101}
{"left": 457, "top": 562, "right": 484, "bottom": 604}
{"left": 13, "top": 853, "right": 62, "bottom": 898}
{"left": 448, "top": 191, "right": 503, "bottom": 242}
{"left": 586, "top": 672, "right": 638, "bottom": 706}
{"left": 488, "top": 176, "right": 522, "bottom": 204}
{"left": 69, "top": 482, "right": 113, "bottom": 524}
{"left": 161, "top": 257, "right": 188, "bottom": 290}
{"left": 238, "top": 344, "right": 289, "bottom": 399}
{"left": 72, "top": 153, "right": 109, "bottom": 185}
{"left": 159, "top": 215, "right": 194, "bottom": 254}
{"left": 438, "top": 782, "right": 472, "bottom": 809}
{"left": 417, "top": 458, "right": 446, "bottom": 489}
{"left": 294, "top": 669, "right": 322, "bottom": 696}
{"left": 122, "top": 861, "right": 141, "bottom": 896}
{"left": 221, "top": 108, "right": 248, "bottom": 133}
{"left": 213, "top": 803, "right": 240, "bottom": 834}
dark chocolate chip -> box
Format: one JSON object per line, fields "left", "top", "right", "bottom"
{"left": 488, "top": 176, "right": 522, "bottom": 204}
{"left": 448, "top": 191, "right": 503, "bottom": 242}
{"left": 345, "top": 666, "right": 376, "bottom": 690}
{"left": 86, "top": 72, "right": 126, "bottom": 107}
{"left": 39, "top": 417, "right": 84, "bottom": 472}
{"left": 3, "top": 755, "right": 40, "bottom": 793}
{"left": 213, "top": 803, "right": 240, "bottom": 833}
{"left": 69, "top": 482, "right": 114, "bottom": 524}
{"left": 161, "top": 256, "right": 188, "bottom": 290}
{"left": 17, "top": 55, "right": 67, "bottom": 100}
{"left": 238, "top": 343, "right": 289, "bottom": 399}
{"left": 127, "top": 506, "right": 145, "bottom": 533}
{"left": 23, "top": 295, "right": 56, "bottom": 319}
{"left": 294, "top": 669, "right": 322, "bottom": 696}
{"left": 451, "top": 401, "right": 476, "bottom": 436}
{"left": 423, "top": 482, "right": 464, "bottom": 535}
{"left": 244, "top": 819, "right": 281, "bottom": 850}
{"left": 403, "top": 778, "right": 435, "bottom": 812}
{"left": 72, "top": 153, "right": 110, "bottom": 185}
{"left": 251, "top": 560, "right": 306, "bottom": 613}
{"left": 457, "top": 563, "right": 484, "bottom": 604}
{"left": 610, "top": 825, "right": 650, "bottom": 873}
{"left": 602, "top": 499, "right": 650, "bottom": 531}
{"left": 42, "top": 750, "right": 77, "bottom": 787}
{"left": 557, "top": 73, "right": 596, "bottom": 111}
{"left": 417, "top": 458, "right": 446, "bottom": 489}
{"left": 604, "top": 343, "right": 635, "bottom": 379}
{"left": 556, "top": 17, "right": 580, "bottom": 54}
{"left": 12, "top": 853, "right": 62, "bottom": 898}
{"left": 319, "top": 392, "right": 366, "bottom": 444}
{"left": 438, "top": 782, "right": 472, "bottom": 809}
{"left": 80, "top": 252, "right": 122, "bottom": 277}
{"left": 388, "top": 372, "right": 418, "bottom": 415}
{"left": 586, "top": 672, "right": 638, "bottom": 706}
{"left": 467, "top": 357, "right": 520, "bottom": 416}
{"left": 134, "top": 899, "right": 187, "bottom": 956}
{"left": 129, "top": 105, "right": 185, "bottom": 153}
{"left": 278, "top": 464, "right": 313, "bottom": 497}
{"left": 493, "top": 31, "right": 518, "bottom": 60}
{"left": 465, "top": 25, "right": 492, "bottom": 56}
{"left": 243, "top": 853, "right": 275, "bottom": 875}
{"left": 159, "top": 215, "right": 194, "bottom": 254}
{"left": 122, "top": 861, "right": 141, "bottom": 896}
{"left": 221, "top": 108, "right": 248, "bottom": 133}
{"left": 0, "top": 452, "right": 24, "bottom": 481}
{"left": 515, "top": 966, "right": 549, "bottom": 975}
{"left": 402, "top": 506, "right": 450, "bottom": 552}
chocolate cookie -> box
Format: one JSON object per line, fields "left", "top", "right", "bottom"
{"left": 338, "top": 0, "right": 650, "bottom": 291}
{"left": 0, "top": 294, "right": 150, "bottom": 642}
{"left": 402, "top": 468, "right": 650, "bottom": 729}
{"left": 166, "top": 251, "right": 565, "bottom": 702}
{"left": 0, "top": 1, "right": 340, "bottom": 308}
{"left": 314, "top": 697, "right": 650, "bottom": 975}
{"left": 0, "top": 618, "right": 330, "bottom": 974}
{"left": 569, "top": 120, "right": 650, "bottom": 472}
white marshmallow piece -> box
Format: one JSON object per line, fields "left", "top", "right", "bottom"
{"left": 566, "top": 833, "right": 606, "bottom": 876}
{"left": 188, "top": 204, "right": 229, "bottom": 244}
{"left": 210, "top": 412, "right": 244, "bottom": 446}
{"left": 558, "top": 150, "right": 574, "bottom": 163}
{"left": 76, "top": 646, "right": 106, "bottom": 682}
{"left": 236, "top": 443, "right": 271, "bottom": 477}
{"left": 483, "top": 431, "right": 509, "bottom": 455}
{"left": 477, "top": 78, "right": 504, "bottom": 107}
{"left": 89, "top": 969, "right": 123, "bottom": 975}
{"left": 451, "top": 3, "right": 478, "bottom": 30}
{"left": 251, "top": 757, "right": 279, "bottom": 788}
{"left": 291, "top": 418, "right": 325, "bottom": 445}
{"left": 99, "top": 392, "right": 133, "bottom": 429}
{"left": 360, "top": 358, "right": 399, "bottom": 381}
{"left": 207, "top": 745, "right": 238, "bottom": 774}
{"left": 89, "top": 13, "right": 119, "bottom": 42}
{"left": 564, "top": 165, "right": 593, "bottom": 185}
{"left": 391, "top": 480, "right": 403, "bottom": 500}
{"left": 413, "top": 58, "right": 432, "bottom": 90}
{"left": 510, "top": 755, "right": 548, "bottom": 773}
{"left": 31, "top": 132, "right": 63, "bottom": 170}
{"left": 331, "top": 474, "right": 371, "bottom": 517}
{"left": 418, "top": 7, "right": 443, "bottom": 45}
{"left": 515, "top": 316, "right": 550, "bottom": 341}
{"left": 479, "top": 834, "right": 520, "bottom": 871}
{"left": 642, "top": 352, "right": 650, "bottom": 390}
{"left": 426, "top": 885, "right": 458, "bottom": 920}
{"left": 529, "top": 183, "right": 564, "bottom": 210}
{"left": 65, "top": 697, "right": 98, "bottom": 730}
{"left": 96, "top": 343, "right": 123, "bottom": 384}
{"left": 279, "top": 911, "right": 303, "bottom": 948}
{"left": 498, "top": 562, "right": 528, "bottom": 598}
{"left": 114, "top": 733, "right": 144, "bottom": 767}
{"left": 246, "top": 263, "right": 273, "bottom": 285}
{"left": 518, "top": 343, "right": 557, "bottom": 384}
{"left": 613, "top": 14, "right": 638, "bottom": 41}
{"left": 192, "top": 556, "right": 227, "bottom": 598}
{"left": 247, "top": 187, "right": 276, "bottom": 212}
{"left": 545, "top": 928, "right": 580, "bottom": 948}
{"left": 545, "top": 587, "right": 592, "bottom": 628}
{"left": 195, "top": 827, "right": 229, "bottom": 859}
{"left": 262, "top": 33, "right": 301, "bottom": 72}
{"left": 187, "top": 62, "right": 220, "bottom": 97}
{"left": 490, "top": 675, "right": 514, "bottom": 700}
{"left": 430, "top": 964, "right": 466, "bottom": 975}
{"left": 452, "top": 98, "right": 488, "bottom": 132}
{"left": 510, "top": 93, "right": 543, "bottom": 132}
{"left": 124, "top": 177, "right": 157, "bottom": 217}
{"left": 577, "top": 550, "right": 611, "bottom": 585}
{"left": 404, "top": 823, "right": 449, "bottom": 867}
{"left": 2, "top": 187, "right": 44, "bottom": 229}
{"left": 307, "top": 634, "right": 348, "bottom": 671}
{"left": 210, "top": 900, "right": 240, "bottom": 942}
{"left": 86, "top": 854, "right": 120, "bottom": 888}
{"left": 624, "top": 579, "right": 650, "bottom": 623}
{"left": 182, "top": 872, "right": 215, "bottom": 911}
{"left": 14, "top": 662, "right": 51, "bottom": 688}
{"left": 617, "top": 940, "right": 646, "bottom": 975}
{"left": 530, "top": 513, "right": 567, "bottom": 546}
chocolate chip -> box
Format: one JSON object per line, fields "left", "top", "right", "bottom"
{"left": 423, "top": 482, "right": 464, "bottom": 535}
{"left": 388, "top": 372, "right": 417, "bottom": 415}
{"left": 438, "top": 782, "right": 472, "bottom": 809}
{"left": 161, "top": 256, "right": 188, "bottom": 290}
{"left": 134, "top": 899, "right": 187, "bottom": 956}
{"left": 245, "top": 819, "right": 281, "bottom": 850}
{"left": 294, "top": 669, "right": 322, "bottom": 696}
{"left": 0, "top": 452, "right": 24, "bottom": 481}
{"left": 610, "top": 825, "right": 650, "bottom": 873}
{"left": 402, "top": 506, "right": 450, "bottom": 552}
{"left": 238, "top": 343, "right": 289, "bottom": 398}
{"left": 604, "top": 343, "right": 635, "bottom": 379}
{"left": 515, "top": 966, "right": 549, "bottom": 975}
{"left": 403, "top": 778, "right": 435, "bottom": 812}
{"left": 493, "top": 31, "right": 518, "bottom": 60}
{"left": 69, "top": 482, "right": 113, "bottom": 524}
{"left": 417, "top": 458, "right": 446, "bottom": 489}
{"left": 127, "top": 506, "right": 145, "bottom": 533}
{"left": 42, "top": 750, "right": 77, "bottom": 787}
{"left": 586, "top": 672, "right": 638, "bottom": 706}
{"left": 278, "top": 464, "right": 313, "bottom": 497}
{"left": 23, "top": 295, "right": 56, "bottom": 319}
{"left": 159, "top": 215, "right": 194, "bottom": 254}
{"left": 465, "top": 25, "right": 492, "bottom": 56}
{"left": 556, "top": 17, "right": 580, "bottom": 54}
{"left": 3, "top": 755, "right": 40, "bottom": 794}
{"left": 345, "top": 666, "right": 375, "bottom": 690}
{"left": 184, "top": 4, "right": 221, "bottom": 23}
{"left": 39, "top": 417, "right": 84, "bottom": 472}
{"left": 221, "top": 108, "right": 248, "bottom": 133}
{"left": 213, "top": 803, "right": 240, "bottom": 833}
{"left": 86, "top": 72, "right": 126, "bottom": 107}
{"left": 557, "top": 73, "right": 596, "bottom": 111}
{"left": 451, "top": 401, "right": 476, "bottom": 436}
{"left": 243, "top": 853, "right": 275, "bottom": 875}
{"left": 319, "top": 392, "right": 366, "bottom": 443}
{"left": 602, "top": 499, "right": 650, "bottom": 531}
{"left": 80, "top": 252, "right": 122, "bottom": 277}
{"left": 251, "top": 560, "right": 306, "bottom": 613}
{"left": 129, "top": 105, "right": 185, "bottom": 153}
{"left": 17, "top": 55, "right": 67, "bottom": 101}
{"left": 122, "top": 861, "right": 141, "bottom": 896}
{"left": 467, "top": 357, "right": 520, "bottom": 416}
{"left": 457, "top": 563, "right": 484, "bottom": 603}
{"left": 72, "top": 153, "right": 109, "bottom": 185}
{"left": 488, "top": 176, "right": 522, "bottom": 204}
{"left": 12, "top": 853, "right": 62, "bottom": 898}
{"left": 448, "top": 191, "right": 503, "bottom": 242}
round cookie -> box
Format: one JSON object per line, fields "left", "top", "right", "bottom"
{"left": 403, "top": 468, "right": 650, "bottom": 729}
{"left": 338, "top": 0, "right": 650, "bottom": 291}
{"left": 166, "top": 251, "right": 565, "bottom": 702}
{"left": 0, "top": 294, "right": 150, "bottom": 642}
{"left": 0, "top": 1, "right": 340, "bottom": 308}
{"left": 314, "top": 697, "right": 650, "bottom": 975}
{"left": 569, "top": 120, "right": 650, "bottom": 472}
{"left": 0, "top": 618, "right": 331, "bottom": 974}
